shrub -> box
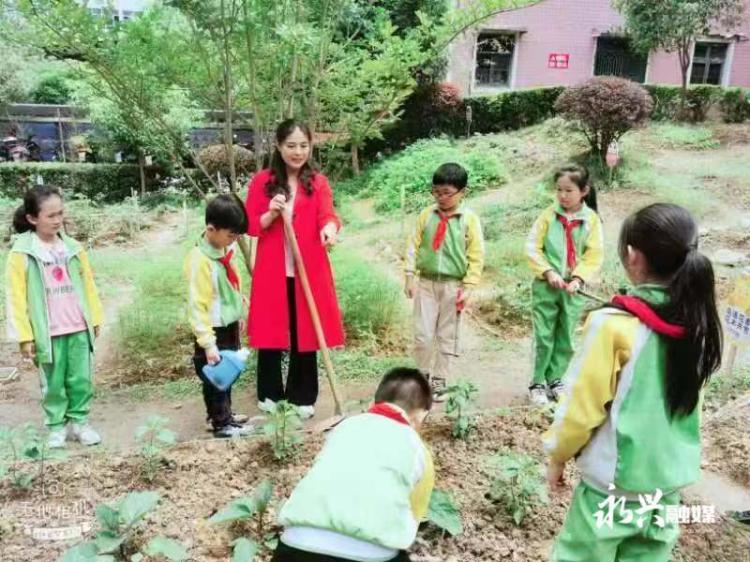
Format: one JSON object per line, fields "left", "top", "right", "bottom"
{"left": 30, "top": 74, "right": 72, "bottom": 105}
{"left": 442, "top": 379, "right": 479, "bottom": 440}
{"left": 555, "top": 77, "right": 652, "bottom": 162}
{"left": 339, "top": 137, "right": 506, "bottom": 213}
{"left": 644, "top": 84, "right": 722, "bottom": 122}
{"left": 466, "top": 87, "right": 564, "bottom": 134}
{"left": 719, "top": 87, "right": 750, "bottom": 123}
{"left": 197, "top": 144, "right": 255, "bottom": 176}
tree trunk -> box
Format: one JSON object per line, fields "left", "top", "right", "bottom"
{"left": 138, "top": 152, "right": 146, "bottom": 197}
{"left": 679, "top": 40, "right": 691, "bottom": 120}
{"left": 351, "top": 144, "right": 360, "bottom": 175}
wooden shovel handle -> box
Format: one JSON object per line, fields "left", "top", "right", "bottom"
{"left": 281, "top": 213, "right": 344, "bottom": 416}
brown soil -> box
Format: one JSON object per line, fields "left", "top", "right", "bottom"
{"left": 1, "top": 415, "right": 748, "bottom": 562}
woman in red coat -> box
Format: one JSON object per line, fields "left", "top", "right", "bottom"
{"left": 245, "top": 119, "right": 345, "bottom": 419}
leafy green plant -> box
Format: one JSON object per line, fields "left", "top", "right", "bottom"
{"left": 442, "top": 379, "right": 479, "bottom": 440}
{"left": 263, "top": 401, "right": 303, "bottom": 462}
{"left": 58, "top": 492, "right": 188, "bottom": 562}
{"left": 487, "top": 450, "right": 549, "bottom": 526}
{"left": 210, "top": 479, "right": 274, "bottom": 560}
{"left": 426, "top": 489, "right": 463, "bottom": 537}
{"left": 0, "top": 423, "right": 65, "bottom": 493}
{"left": 134, "top": 416, "right": 176, "bottom": 483}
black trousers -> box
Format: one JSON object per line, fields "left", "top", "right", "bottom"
{"left": 193, "top": 322, "right": 239, "bottom": 429}
{"left": 272, "top": 541, "right": 411, "bottom": 562}
{"left": 257, "top": 277, "right": 318, "bottom": 407}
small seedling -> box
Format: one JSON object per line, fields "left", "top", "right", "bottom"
{"left": 0, "top": 424, "right": 65, "bottom": 493}
{"left": 210, "top": 479, "right": 274, "bottom": 560}
{"left": 135, "top": 415, "right": 176, "bottom": 483}
{"left": 487, "top": 450, "right": 549, "bottom": 526}
{"left": 442, "top": 379, "right": 479, "bottom": 440}
{"left": 263, "top": 401, "right": 303, "bottom": 462}
{"left": 426, "top": 489, "right": 463, "bottom": 537}
{"left": 58, "top": 491, "right": 188, "bottom": 562}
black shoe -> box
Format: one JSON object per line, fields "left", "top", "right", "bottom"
{"left": 547, "top": 380, "right": 565, "bottom": 402}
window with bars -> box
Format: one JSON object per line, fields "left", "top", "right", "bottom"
{"left": 690, "top": 42, "right": 728, "bottom": 85}
{"left": 475, "top": 33, "right": 515, "bottom": 88}
{"left": 594, "top": 37, "right": 647, "bottom": 83}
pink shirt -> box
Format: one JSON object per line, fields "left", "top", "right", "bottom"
{"left": 38, "top": 237, "right": 87, "bottom": 337}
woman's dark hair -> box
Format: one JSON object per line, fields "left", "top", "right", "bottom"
{"left": 374, "top": 367, "right": 433, "bottom": 412}
{"left": 205, "top": 194, "right": 248, "bottom": 234}
{"left": 618, "top": 203, "right": 722, "bottom": 418}
{"left": 265, "top": 119, "right": 316, "bottom": 199}
{"left": 13, "top": 185, "right": 63, "bottom": 233}
{"left": 554, "top": 164, "right": 598, "bottom": 212}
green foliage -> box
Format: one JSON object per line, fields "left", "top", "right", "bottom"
{"left": 58, "top": 491, "right": 187, "bottom": 562}
{"left": 719, "top": 87, "right": 750, "bottom": 124}
{"left": 642, "top": 84, "right": 725, "bottom": 122}
{"left": 487, "top": 450, "right": 549, "bottom": 526}
{"left": 0, "top": 163, "right": 162, "bottom": 202}
{"left": 30, "top": 73, "right": 73, "bottom": 104}
{"left": 465, "top": 87, "right": 565, "bottom": 134}
{"left": 231, "top": 538, "right": 259, "bottom": 562}
{"left": 263, "top": 401, "right": 304, "bottom": 462}
{"left": 555, "top": 77, "right": 653, "bottom": 161}
{"left": 331, "top": 248, "right": 408, "bottom": 347}
{"left": 442, "top": 379, "right": 479, "bottom": 440}
{"left": 339, "top": 137, "right": 506, "bottom": 212}
{"left": 0, "top": 423, "right": 65, "bottom": 492}
{"left": 134, "top": 416, "right": 176, "bottom": 483}
{"left": 426, "top": 489, "right": 463, "bottom": 536}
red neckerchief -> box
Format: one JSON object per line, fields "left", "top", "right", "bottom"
{"left": 368, "top": 402, "right": 410, "bottom": 426}
{"left": 557, "top": 214, "right": 584, "bottom": 271}
{"left": 217, "top": 249, "right": 240, "bottom": 291}
{"left": 611, "top": 295, "right": 686, "bottom": 339}
{"left": 431, "top": 211, "right": 460, "bottom": 252}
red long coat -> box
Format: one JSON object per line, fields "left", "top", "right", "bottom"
{"left": 245, "top": 169, "right": 345, "bottom": 352}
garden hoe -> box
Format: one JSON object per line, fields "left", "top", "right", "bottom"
{"left": 282, "top": 213, "right": 346, "bottom": 431}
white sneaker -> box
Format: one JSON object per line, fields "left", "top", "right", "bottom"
{"left": 297, "top": 405, "right": 315, "bottom": 420}
{"left": 47, "top": 427, "right": 67, "bottom": 449}
{"left": 257, "top": 399, "right": 277, "bottom": 414}
{"left": 68, "top": 423, "right": 102, "bottom": 446}
{"left": 529, "top": 385, "right": 550, "bottom": 407}
{"left": 214, "top": 424, "right": 254, "bottom": 438}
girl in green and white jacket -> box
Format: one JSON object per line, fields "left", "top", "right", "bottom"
{"left": 544, "top": 203, "right": 723, "bottom": 562}
{"left": 5, "top": 186, "right": 104, "bottom": 449}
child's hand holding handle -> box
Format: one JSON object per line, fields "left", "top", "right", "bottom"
{"left": 544, "top": 270, "right": 567, "bottom": 290}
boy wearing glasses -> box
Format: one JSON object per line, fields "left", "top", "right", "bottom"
{"left": 404, "top": 163, "right": 485, "bottom": 400}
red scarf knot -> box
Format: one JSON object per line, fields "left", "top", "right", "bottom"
{"left": 368, "top": 402, "right": 410, "bottom": 426}
{"left": 611, "top": 295, "right": 686, "bottom": 339}
{"left": 557, "top": 214, "right": 584, "bottom": 271}
{"left": 218, "top": 249, "right": 240, "bottom": 291}
{"left": 431, "top": 211, "right": 460, "bottom": 252}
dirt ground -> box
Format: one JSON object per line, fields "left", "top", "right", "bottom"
{"left": 1, "top": 134, "right": 750, "bottom": 561}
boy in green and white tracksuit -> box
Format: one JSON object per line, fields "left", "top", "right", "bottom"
{"left": 526, "top": 201, "right": 603, "bottom": 404}
{"left": 274, "top": 368, "right": 434, "bottom": 562}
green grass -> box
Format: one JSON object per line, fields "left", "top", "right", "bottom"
{"left": 705, "top": 363, "right": 750, "bottom": 408}
{"left": 644, "top": 123, "right": 720, "bottom": 150}
{"left": 332, "top": 247, "right": 409, "bottom": 350}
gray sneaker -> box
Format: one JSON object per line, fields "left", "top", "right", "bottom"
{"left": 47, "top": 427, "right": 67, "bottom": 449}
{"left": 68, "top": 423, "right": 102, "bottom": 446}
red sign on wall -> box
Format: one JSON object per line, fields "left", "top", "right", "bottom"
{"left": 548, "top": 53, "right": 570, "bottom": 69}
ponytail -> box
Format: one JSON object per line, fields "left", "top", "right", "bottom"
{"left": 584, "top": 184, "right": 598, "bottom": 213}
{"left": 660, "top": 249, "right": 722, "bottom": 416}
{"left": 11, "top": 185, "right": 63, "bottom": 234}
{"left": 13, "top": 205, "right": 34, "bottom": 233}
{"left": 619, "top": 204, "right": 722, "bottom": 418}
